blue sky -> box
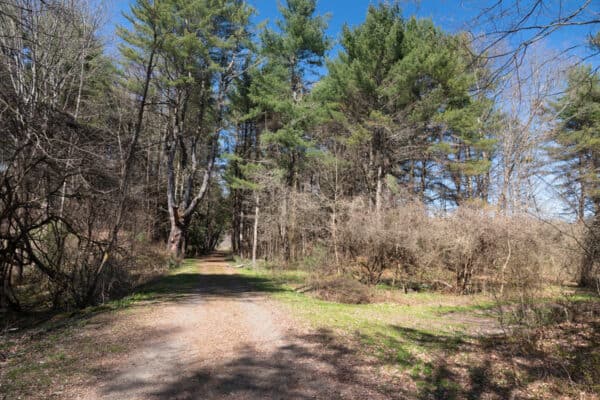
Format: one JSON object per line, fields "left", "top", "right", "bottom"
{"left": 101, "top": 0, "right": 598, "bottom": 65}
{"left": 102, "top": 0, "right": 469, "bottom": 35}
{"left": 102, "top": 1, "right": 469, "bottom": 51}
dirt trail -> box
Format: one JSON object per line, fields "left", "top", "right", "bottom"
{"left": 83, "top": 254, "right": 390, "bottom": 400}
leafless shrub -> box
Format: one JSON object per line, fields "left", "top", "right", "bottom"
{"left": 337, "top": 199, "right": 577, "bottom": 294}
{"left": 308, "top": 275, "right": 372, "bottom": 304}
{"left": 337, "top": 200, "right": 425, "bottom": 286}
{"left": 255, "top": 185, "right": 329, "bottom": 263}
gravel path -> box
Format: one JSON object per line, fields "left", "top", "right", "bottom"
{"left": 84, "top": 254, "right": 391, "bottom": 400}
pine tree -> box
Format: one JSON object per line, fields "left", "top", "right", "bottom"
{"left": 250, "top": 0, "right": 329, "bottom": 260}
{"left": 551, "top": 66, "right": 600, "bottom": 220}
{"left": 316, "top": 2, "right": 495, "bottom": 210}
{"left": 551, "top": 65, "right": 600, "bottom": 287}
{"left": 226, "top": 58, "right": 262, "bottom": 258}
{"left": 121, "top": 0, "right": 253, "bottom": 258}
{"left": 316, "top": 2, "right": 406, "bottom": 214}
{"left": 252, "top": 0, "right": 329, "bottom": 187}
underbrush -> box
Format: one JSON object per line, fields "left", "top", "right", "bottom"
{"left": 308, "top": 275, "right": 372, "bottom": 304}
{"left": 337, "top": 203, "right": 578, "bottom": 294}
{"left": 5, "top": 240, "right": 170, "bottom": 314}
{"left": 252, "top": 199, "right": 584, "bottom": 295}
{"left": 0, "top": 260, "right": 200, "bottom": 399}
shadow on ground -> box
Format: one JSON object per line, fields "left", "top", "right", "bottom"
{"left": 100, "top": 328, "right": 404, "bottom": 400}
{"left": 1, "top": 256, "right": 283, "bottom": 333}
{"left": 136, "top": 259, "right": 285, "bottom": 304}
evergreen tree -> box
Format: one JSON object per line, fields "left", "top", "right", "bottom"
{"left": 250, "top": 0, "right": 329, "bottom": 260}
{"left": 226, "top": 58, "right": 263, "bottom": 258}
{"left": 551, "top": 66, "right": 600, "bottom": 220}
{"left": 317, "top": 2, "right": 495, "bottom": 210}
{"left": 252, "top": 0, "right": 329, "bottom": 187}
{"left": 316, "top": 2, "right": 407, "bottom": 213}
{"left": 551, "top": 65, "right": 600, "bottom": 287}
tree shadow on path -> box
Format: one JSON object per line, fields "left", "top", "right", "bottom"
{"left": 144, "top": 328, "right": 404, "bottom": 400}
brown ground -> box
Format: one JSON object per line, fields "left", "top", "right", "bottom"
{"left": 76, "top": 253, "right": 393, "bottom": 400}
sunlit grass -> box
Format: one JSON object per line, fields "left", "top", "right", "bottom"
{"left": 235, "top": 264, "right": 494, "bottom": 375}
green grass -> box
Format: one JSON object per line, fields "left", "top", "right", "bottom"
{"left": 564, "top": 291, "right": 600, "bottom": 302}
{"left": 80, "top": 259, "right": 203, "bottom": 313}
{"left": 235, "top": 265, "right": 493, "bottom": 375}
{"left": 236, "top": 263, "right": 600, "bottom": 399}
{"left": 234, "top": 264, "right": 513, "bottom": 397}
{"left": 237, "top": 265, "right": 491, "bottom": 328}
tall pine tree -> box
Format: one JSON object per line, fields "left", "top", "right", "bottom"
{"left": 250, "top": 0, "right": 329, "bottom": 260}
{"left": 121, "top": 0, "right": 253, "bottom": 258}
{"left": 317, "top": 2, "right": 495, "bottom": 211}
{"left": 551, "top": 65, "right": 600, "bottom": 287}
{"left": 551, "top": 66, "right": 600, "bottom": 220}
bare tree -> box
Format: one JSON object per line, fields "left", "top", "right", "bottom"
{"left": 467, "top": 0, "right": 599, "bottom": 80}
{"left": 495, "top": 46, "right": 569, "bottom": 213}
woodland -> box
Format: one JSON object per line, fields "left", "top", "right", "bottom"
{"left": 1, "top": 1, "right": 600, "bottom": 397}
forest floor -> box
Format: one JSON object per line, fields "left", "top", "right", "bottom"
{"left": 1, "top": 253, "right": 599, "bottom": 399}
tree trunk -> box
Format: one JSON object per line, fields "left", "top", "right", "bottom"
{"left": 231, "top": 191, "right": 242, "bottom": 256}
{"left": 280, "top": 189, "right": 290, "bottom": 261}
{"left": 499, "top": 167, "right": 510, "bottom": 214}
{"left": 168, "top": 219, "right": 187, "bottom": 259}
{"left": 375, "top": 165, "right": 383, "bottom": 222}
{"left": 332, "top": 150, "right": 340, "bottom": 272}
{"left": 252, "top": 193, "right": 259, "bottom": 267}
{"left": 240, "top": 210, "right": 245, "bottom": 257}
{"left": 580, "top": 212, "right": 600, "bottom": 288}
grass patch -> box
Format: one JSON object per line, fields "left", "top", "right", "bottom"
{"left": 258, "top": 272, "right": 478, "bottom": 395}
{"left": 238, "top": 264, "right": 600, "bottom": 398}
{"left": 236, "top": 264, "right": 309, "bottom": 288}
{"left": 236, "top": 265, "right": 489, "bottom": 372}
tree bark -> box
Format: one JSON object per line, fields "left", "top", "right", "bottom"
{"left": 167, "top": 218, "right": 187, "bottom": 259}
{"left": 252, "top": 193, "right": 259, "bottom": 267}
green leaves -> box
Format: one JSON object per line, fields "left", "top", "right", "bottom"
{"left": 250, "top": 0, "right": 330, "bottom": 184}
{"left": 551, "top": 65, "right": 600, "bottom": 209}
{"left": 314, "top": 1, "right": 497, "bottom": 204}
